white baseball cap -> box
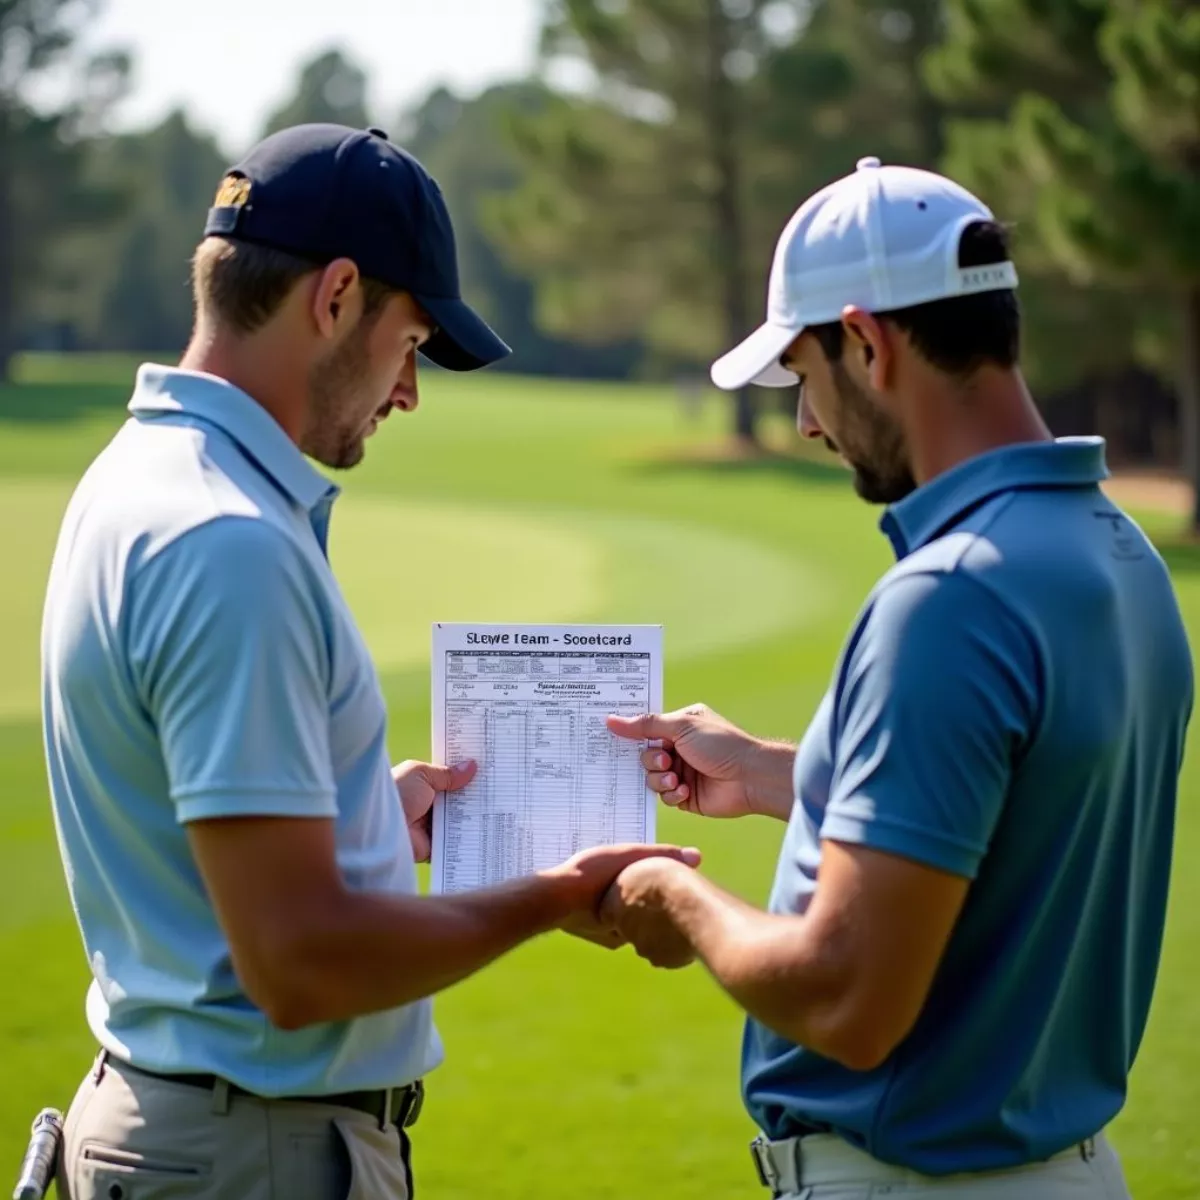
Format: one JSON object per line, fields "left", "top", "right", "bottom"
{"left": 710, "top": 156, "right": 1019, "bottom": 390}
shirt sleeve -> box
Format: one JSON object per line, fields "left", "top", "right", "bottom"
{"left": 126, "top": 516, "right": 339, "bottom": 825}
{"left": 821, "top": 570, "right": 1040, "bottom": 879}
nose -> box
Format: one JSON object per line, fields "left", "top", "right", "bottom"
{"left": 797, "top": 391, "right": 823, "bottom": 440}
{"left": 392, "top": 353, "right": 419, "bottom": 413}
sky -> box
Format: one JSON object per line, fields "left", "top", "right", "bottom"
{"left": 57, "top": 0, "right": 544, "bottom": 156}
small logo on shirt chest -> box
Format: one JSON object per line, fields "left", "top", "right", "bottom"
{"left": 1094, "top": 511, "right": 1146, "bottom": 561}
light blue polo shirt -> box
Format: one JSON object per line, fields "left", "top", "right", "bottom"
{"left": 41, "top": 364, "right": 441, "bottom": 1096}
{"left": 742, "top": 437, "right": 1193, "bottom": 1174}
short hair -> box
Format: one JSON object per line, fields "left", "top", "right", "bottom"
{"left": 809, "top": 220, "right": 1020, "bottom": 376}
{"left": 191, "top": 237, "right": 397, "bottom": 335}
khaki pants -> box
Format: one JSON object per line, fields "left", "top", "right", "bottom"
{"left": 758, "top": 1131, "right": 1133, "bottom": 1199}
{"left": 56, "top": 1054, "right": 415, "bottom": 1200}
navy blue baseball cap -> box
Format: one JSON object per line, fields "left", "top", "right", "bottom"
{"left": 203, "top": 123, "right": 510, "bottom": 371}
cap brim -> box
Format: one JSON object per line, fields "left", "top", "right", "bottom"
{"left": 416, "top": 295, "right": 512, "bottom": 372}
{"left": 710, "top": 323, "right": 800, "bottom": 390}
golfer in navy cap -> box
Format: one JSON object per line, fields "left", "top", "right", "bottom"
{"left": 42, "top": 124, "right": 698, "bottom": 1200}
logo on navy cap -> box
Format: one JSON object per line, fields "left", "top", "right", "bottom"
{"left": 212, "top": 175, "right": 252, "bottom": 210}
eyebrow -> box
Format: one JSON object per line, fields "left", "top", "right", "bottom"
{"left": 412, "top": 298, "right": 436, "bottom": 332}
{"left": 414, "top": 306, "right": 437, "bottom": 344}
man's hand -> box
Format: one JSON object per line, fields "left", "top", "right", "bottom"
{"left": 540, "top": 842, "right": 702, "bottom": 950}
{"left": 606, "top": 705, "right": 795, "bottom": 821}
{"left": 393, "top": 759, "right": 477, "bottom": 863}
{"left": 600, "top": 858, "right": 697, "bottom": 969}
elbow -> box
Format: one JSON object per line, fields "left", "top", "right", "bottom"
{"left": 806, "top": 1003, "right": 904, "bottom": 1073}
{"left": 820, "top": 1026, "right": 896, "bottom": 1073}
{"left": 735, "top": 918, "right": 918, "bottom": 1072}
{"left": 257, "top": 989, "right": 324, "bottom": 1033}
{"left": 233, "top": 938, "right": 334, "bottom": 1032}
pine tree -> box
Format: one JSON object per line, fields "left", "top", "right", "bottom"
{"left": 44, "top": 110, "right": 230, "bottom": 353}
{"left": 929, "top": 0, "right": 1200, "bottom": 529}
{"left": 489, "top": 0, "right": 822, "bottom": 442}
{"left": 0, "top": 0, "right": 129, "bottom": 377}
{"left": 401, "top": 82, "right": 641, "bottom": 379}
{"left": 260, "top": 48, "right": 372, "bottom": 142}
{"left": 489, "top": 1, "right": 981, "bottom": 439}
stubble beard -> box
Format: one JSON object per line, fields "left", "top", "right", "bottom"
{"left": 830, "top": 362, "right": 917, "bottom": 506}
{"left": 303, "top": 322, "right": 376, "bottom": 471}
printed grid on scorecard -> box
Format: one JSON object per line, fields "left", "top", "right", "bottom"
{"left": 430, "top": 623, "right": 664, "bottom": 894}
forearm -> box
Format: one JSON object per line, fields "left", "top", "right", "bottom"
{"left": 266, "top": 873, "right": 575, "bottom": 1029}
{"left": 744, "top": 739, "right": 798, "bottom": 821}
{"left": 653, "top": 865, "right": 852, "bottom": 1059}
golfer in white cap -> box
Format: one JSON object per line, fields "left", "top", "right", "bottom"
{"left": 602, "top": 157, "right": 1192, "bottom": 1198}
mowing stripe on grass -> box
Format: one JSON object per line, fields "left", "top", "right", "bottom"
{"left": 0, "top": 485, "right": 828, "bottom": 721}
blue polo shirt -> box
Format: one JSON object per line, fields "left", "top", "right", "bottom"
{"left": 41, "top": 364, "right": 441, "bottom": 1096}
{"left": 742, "top": 437, "right": 1193, "bottom": 1174}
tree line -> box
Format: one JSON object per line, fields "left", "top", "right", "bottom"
{"left": 3, "top": 1, "right": 1198, "bottom": 516}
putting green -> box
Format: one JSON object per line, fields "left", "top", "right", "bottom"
{"left": 330, "top": 496, "right": 828, "bottom": 669}
{"left": 0, "top": 483, "right": 825, "bottom": 721}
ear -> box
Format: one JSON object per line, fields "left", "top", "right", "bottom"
{"left": 311, "top": 258, "right": 362, "bottom": 339}
{"left": 840, "top": 306, "right": 890, "bottom": 391}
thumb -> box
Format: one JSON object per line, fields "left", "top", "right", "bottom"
{"left": 606, "top": 712, "right": 679, "bottom": 745}
{"left": 598, "top": 881, "right": 625, "bottom": 928}
{"left": 423, "top": 760, "right": 477, "bottom": 793}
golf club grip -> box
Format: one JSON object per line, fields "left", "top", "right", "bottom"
{"left": 12, "top": 1109, "right": 63, "bottom": 1200}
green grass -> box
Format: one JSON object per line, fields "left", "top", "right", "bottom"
{"left": 1, "top": 365, "right": 1198, "bottom": 1197}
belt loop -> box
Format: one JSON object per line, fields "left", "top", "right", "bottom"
{"left": 211, "top": 1078, "right": 230, "bottom": 1117}
{"left": 789, "top": 1136, "right": 804, "bottom": 1190}
{"left": 380, "top": 1088, "right": 393, "bottom": 1132}
{"left": 749, "top": 1136, "right": 779, "bottom": 1194}
{"left": 407, "top": 1080, "right": 425, "bottom": 1128}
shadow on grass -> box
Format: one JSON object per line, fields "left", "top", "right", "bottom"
{"left": 0, "top": 383, "right": 131, "bottom": 424}
{"left": 624, "top": 441, "right": 851, "bottom": 489}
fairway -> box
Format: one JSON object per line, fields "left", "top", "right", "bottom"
{"left": 1, "top": 364, "right": 1197, "bottom": 1199}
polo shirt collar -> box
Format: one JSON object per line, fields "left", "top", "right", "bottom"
{"left": 129, "top": 364, "right": 338, "bottom": 512}
{"left": 880, "top": 436, "right": 1109, "bottom": 558}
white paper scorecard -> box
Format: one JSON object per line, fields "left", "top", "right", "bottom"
{"left": 430, "top": 623, "right": 663, "bottom": 894}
